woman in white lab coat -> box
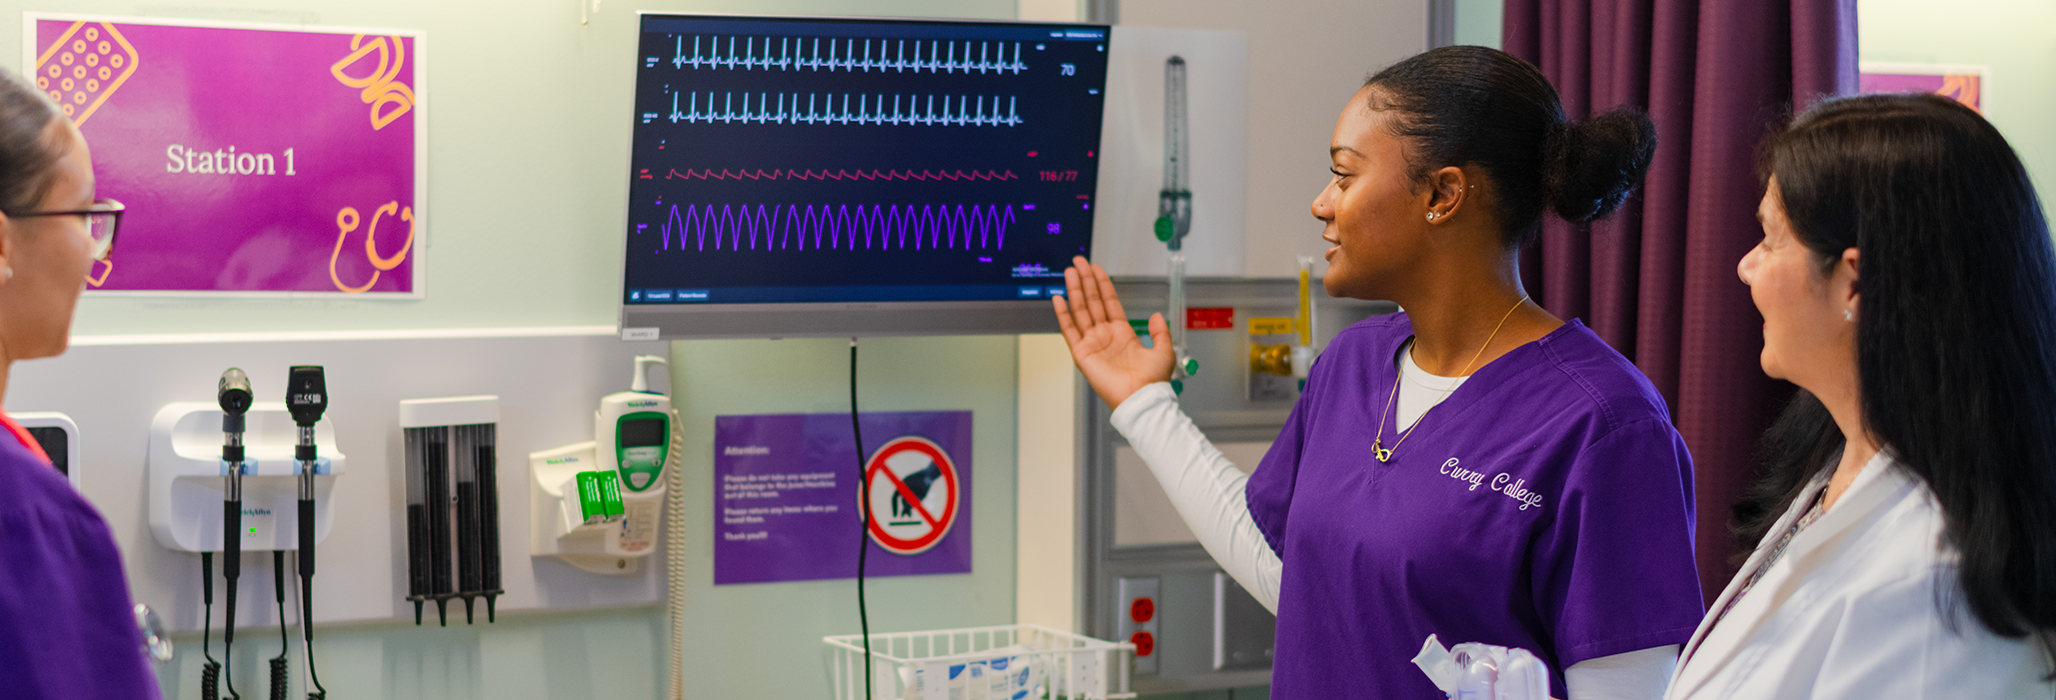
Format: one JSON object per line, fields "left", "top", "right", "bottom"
{"left": 1667, "top": 93, "right": 2056, "bottom": 698}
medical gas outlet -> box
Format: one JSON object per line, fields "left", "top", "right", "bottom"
{"left": 531, "top": 355, "right": 676, "bottom": 574}
{"left": 1250, "top": 256, "right": 1323, "bottom": 392}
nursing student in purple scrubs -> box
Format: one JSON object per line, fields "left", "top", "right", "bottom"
{"left": 1052, "top": 47, "right": 1703, "bottom": 699}
{"left": 0, "top": 68, "right": 158, "bottom": 698}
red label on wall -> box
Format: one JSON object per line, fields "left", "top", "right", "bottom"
{"left": 1186, "top": 307, "right": 1234, "bottom": 330}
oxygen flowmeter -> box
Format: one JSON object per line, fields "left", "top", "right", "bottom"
{"left": 530, "top": 355, "right": 676, "bottom": 574}
{"left": 1157, "top": 54, "right": 1198, "bottom": 392}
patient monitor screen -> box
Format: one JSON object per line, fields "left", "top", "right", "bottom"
{"left": 624, "top": 15, "right": 1111, "bottom": 306}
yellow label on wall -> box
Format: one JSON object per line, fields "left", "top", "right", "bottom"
{"left": 1249, "top": 317, "right": 1295, "bottom": 335}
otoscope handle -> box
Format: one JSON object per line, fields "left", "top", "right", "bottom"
{"left": 202, "top": 551, "right": 215, "bottom": 604}
{"left": 298, "top": 498, "right": 315, "bottom": 577}
{"left": 223, "top": 500, "right": 242, "bottom": 577}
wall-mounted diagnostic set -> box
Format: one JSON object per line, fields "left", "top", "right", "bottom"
{"left": 399, "top": 395, "right": 504, "bottom": 625}
{"left": 620, "top": 13, "right": 1112, "bottom": 338}
{"left": 150, "top": 366, "right": 342, "bottom": 700}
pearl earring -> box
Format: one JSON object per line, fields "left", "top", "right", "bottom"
{"left": 1426, "top": 212, "right": 1439, "bottom": 221}
{"left": 1843, "top": 309, "right": 1853, "bottom": 321}
{"left": 3, "top": 267, "right": 13, "bottom": 282}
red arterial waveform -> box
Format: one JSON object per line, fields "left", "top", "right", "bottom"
{"left": 666, "top": 168, "right": 1018, "bottom": 182}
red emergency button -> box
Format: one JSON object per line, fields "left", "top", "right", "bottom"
{"left": 1130, "top": 631, "right": 1155, "bottom": 657}
{"left": 1130, "top": 597, "right": 1155, "bottom": 623}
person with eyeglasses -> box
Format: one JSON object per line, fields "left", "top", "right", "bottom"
{"left": 0, "top": 69, "right": 157, "bottom": 698}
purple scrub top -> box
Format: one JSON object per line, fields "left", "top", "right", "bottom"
{"left": 1247, "top": 314, "right": 1703, "bottom": 699}
{"left": 0, "top": 424, "right": 160, "bottom": 699}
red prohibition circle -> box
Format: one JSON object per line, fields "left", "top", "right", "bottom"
{"left": 858, "top": 436, "right": 959, "bottom": 555}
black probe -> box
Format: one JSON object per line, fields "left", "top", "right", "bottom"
{"left": 200, "top": 551, "right": 221, "bottom": 700}
{"left": 270, "top": 550, "right": 290, "bottom": 700}
{"left": 287, "top": 366, "right": 329, "bottom": 700}
{"left": 219, "top": 368, "right": 253, "bottom": 700}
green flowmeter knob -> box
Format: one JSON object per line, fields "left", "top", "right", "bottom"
{"left": 1153, "top": 216, "right": 1174, "bottom": 241}
{"left": 1170, "top": 379, "right": 1184, "bottom": 395}
{"left": 1183, "top": 357, "right": 1200, "bottom": 376}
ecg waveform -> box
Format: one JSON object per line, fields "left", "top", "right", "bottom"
{"left": 666, "top": 35, "right": 1029, "bottom": 74}
{"left": 662, "top": 168, "right": 1018, "bottom": 182}
{"left": 663, "top": 91, "right": 1021, "bottom": 126}
{"left": 652, "top": 203, "right": 1018, "bottom": 252}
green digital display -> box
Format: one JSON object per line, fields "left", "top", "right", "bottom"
{"left": 616, "top": 412, "right": 669, "bottom": 492}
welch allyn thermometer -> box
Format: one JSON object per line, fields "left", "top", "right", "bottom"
{"left": 287, "top": 366, "right": 329, "bottom": 700}
{"left": 598, "top": 356, "right": 670, "bottom": 493}
{"left": 592, "top": 356, "right": 671, "bottom": 564}
{"left": 219, "top": 368, "right": 252, "bottom": 700}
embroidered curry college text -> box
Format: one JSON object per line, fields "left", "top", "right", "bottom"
{"left": 1439, "top": 458, "right": 1546, "bottom": 511}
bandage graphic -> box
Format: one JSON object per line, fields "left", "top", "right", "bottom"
{"left": 35, "top": 22, "right": 139, "bottom": 126}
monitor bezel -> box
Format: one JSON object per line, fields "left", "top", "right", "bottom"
{"left": 621, "top": 12, "right": 1110, "bottom": 340}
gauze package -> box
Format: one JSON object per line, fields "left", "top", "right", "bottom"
{"left": 1410, "top": 634, "right": 1550, "bottom": 700}
{"left": 898, "top": 645, "right": 1044, "bottom": 700}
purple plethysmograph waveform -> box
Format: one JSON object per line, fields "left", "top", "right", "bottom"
{"left": 654, "top": 203, "right": 1018, "bottom": 252}
{"left": 666, "top": 168, "right": 1017, "bottom": 182}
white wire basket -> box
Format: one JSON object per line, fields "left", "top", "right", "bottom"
{"left": 823, "top": 624, "right": 1136, "bottom": 700}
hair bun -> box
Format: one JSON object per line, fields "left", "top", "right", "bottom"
{"left": 1542, "top": 108, "right": 1658, "bottom": 223}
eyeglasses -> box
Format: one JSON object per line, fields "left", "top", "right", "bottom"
{"left": 10, "top": 198, "right": 123, "bottom": 260}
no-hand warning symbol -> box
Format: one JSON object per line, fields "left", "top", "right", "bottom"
{"left": 860, "top": 436, "right": 960, "bottom": 555}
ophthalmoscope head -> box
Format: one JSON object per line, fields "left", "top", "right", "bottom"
{"left": 286, "top": 366, "right": 327, "bottom": 428}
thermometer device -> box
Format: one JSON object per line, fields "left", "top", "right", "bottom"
{"left": 593, "top": 356, "right": 671, "bottom": 561}
{"left": 597, "top": 356, "right": 670, "bottom": 493}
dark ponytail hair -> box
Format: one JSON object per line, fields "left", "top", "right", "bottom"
{"left": 1363, "top": 46, "right": 1657, "bottom": 247}
{"left": 1738, "top": 93, "right": 2056, "bottom": 648}
{"left": 0, "top": 68, "right": 65, "bottom": 215}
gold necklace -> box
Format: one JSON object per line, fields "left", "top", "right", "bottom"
{"left": 1371, "top": 295, "right": 1530, "bottom": 463}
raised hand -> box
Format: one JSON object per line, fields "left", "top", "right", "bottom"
{"left": 1052, "top": 256, "right": 1175, "bottom": 409}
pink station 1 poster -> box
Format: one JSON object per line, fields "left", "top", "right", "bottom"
{"left": 25, "top": 14, "right": 426, "bottom": 295}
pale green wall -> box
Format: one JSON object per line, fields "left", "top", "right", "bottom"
{"left": 153, "top": 333, "right": 1021, "bottom": 699}
{"left": 663, "top": 335, "right": 1021, "bottom": 699}
{"left": 89, "top": 0, "right": 1026, "bottom": 697}
{"left": 1452, "top": 0, "right": 1503, "bottom": 49}
{"left": 5, "top": 0, "right": 1010, "bottom": 336}
{"left": 1858, "top": 0, "right": 2056, "bottom": 223}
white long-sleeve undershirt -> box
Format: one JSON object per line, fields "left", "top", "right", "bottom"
{"left": 1107, "top": 376, "right": 1678, "bottom": 700}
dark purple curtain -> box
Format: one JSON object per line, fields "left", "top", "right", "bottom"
{"left": 1503, "top": 0, "right": 1857, "bottom": 604}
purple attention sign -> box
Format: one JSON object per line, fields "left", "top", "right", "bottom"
{"left": 28, "top": 15, "right": 425, "bottom": 295}
{"left": 714, "top": 411, "right": 973, "bottom": 585}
